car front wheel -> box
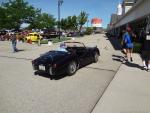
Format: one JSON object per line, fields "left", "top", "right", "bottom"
{"left": 67, "top": 61, "right": 77, "bottom": 76}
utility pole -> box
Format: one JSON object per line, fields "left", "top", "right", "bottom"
{"left": 58, "top": 0, "right": 63, "bottom": 40}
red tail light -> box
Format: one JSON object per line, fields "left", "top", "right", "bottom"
{"left": 53, "top": 64, "right": 57, "bottom": 68}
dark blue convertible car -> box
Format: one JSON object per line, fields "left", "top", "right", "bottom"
{"left": 32, "top": 42, "right": 100, "bottom": 76}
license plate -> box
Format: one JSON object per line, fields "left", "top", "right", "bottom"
{"left": 146, "top": 35, "right": 150, "bottom": 40}
{"left": 39, "top": 65, "right": 45, "bottom": 70}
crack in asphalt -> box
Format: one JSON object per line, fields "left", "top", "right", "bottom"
{"left": 0, "top": 55, "right": 33, "bottom": 61}
{"left": 85, "top": 66, "right": 116, "bottom": 72}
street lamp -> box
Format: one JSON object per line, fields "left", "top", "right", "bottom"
{"left": 58, "top": 0, "right": 63, "bottom": 40}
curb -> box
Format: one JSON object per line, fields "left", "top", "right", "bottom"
{"left": 90, "top": 62, "right": 123, "bottom": 113}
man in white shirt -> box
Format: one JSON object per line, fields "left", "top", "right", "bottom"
{"left": 58, "top": 42, "right": 68, "bottom": 52}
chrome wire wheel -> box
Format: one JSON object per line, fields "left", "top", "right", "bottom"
{"left": 49, "top": 67, "right": 54, "bottom": 75}
{"left": 67, "top": 61, "right": 77, "bottom": 75}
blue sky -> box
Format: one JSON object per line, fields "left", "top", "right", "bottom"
{"left": 25, "top": 0, "right": 123, "bottom": 28}
{"left": 1, "top": 0, "right": 122, "bottom": 28}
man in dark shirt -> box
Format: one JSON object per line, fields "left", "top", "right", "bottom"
{"left": 11, "top": 33, "right": 18, "bottom": 53}
{"left": 141, "top": 29, "right": 150, "bottom": 71}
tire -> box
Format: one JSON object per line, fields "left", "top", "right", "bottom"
{"left": 94, "top": 52, "right": 99, "bottom": 63}
{"left": 67, "top": 61, "right": 77, "bottom": 76}
{"left": 49, "top": 67, "right": 54, "bottom": 75}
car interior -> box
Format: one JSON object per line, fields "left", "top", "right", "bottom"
{"left": 66, "top": 46, "right": 87, "bottom": 55}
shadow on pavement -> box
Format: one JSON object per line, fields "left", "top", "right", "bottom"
{"left": 112, "top": 54, "right": 143, "bottom": 70}
{"left": 34, "top": 71, "right": 68, "bottom": 80}
{"left": 112, "top": 58, "right": 122, "bottom": 62}
{"left": 14, "top": 49, "right": 25, "bottom": 53}
{"left": 17, "top": 49, "right": 25, "bottom": 52}
{"left": 112, "top": 54, "right": 123, "bottom": 62}
{"left": 105, "top": 35, "right": 122, "bottom": 50}
{"left": 112, "top": 54, "right": 123, "bottom": 59}
{"left": 33, "top": 63, "right": 97, "bottom": 80}
{"left": 124, "top": 62, "right": 143, "bottom": 70}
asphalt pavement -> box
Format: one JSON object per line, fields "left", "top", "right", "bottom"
{"left": 0, "top": 34, "right": 122, "bottom": 113}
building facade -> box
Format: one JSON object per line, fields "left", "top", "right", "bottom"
{"left": 108, "top": 0, "right": 150, "bottom": 45}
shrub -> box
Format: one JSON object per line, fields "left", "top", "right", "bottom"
{"left": 52, "top": 37, "right": 71, "bottom": 43}
{"left": 133, "top": 42, "right": 142, "bottom": 53}
{"left": 40, "top": 40, "right": 48, "bottom": 44}
{"left": 85, "top": 27, "right": 93, "bottom": 35}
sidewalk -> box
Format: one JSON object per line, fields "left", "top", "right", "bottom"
{"left": 92, "top": 53, "right": 150, "bottom": 113}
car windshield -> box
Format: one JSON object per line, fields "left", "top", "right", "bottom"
{"left": 65, "top": 42, "right": 85, "bottom": 48}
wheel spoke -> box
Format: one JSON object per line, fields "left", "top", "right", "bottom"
{"left": 69, "top": 62, "right": 76, "bottom": 74}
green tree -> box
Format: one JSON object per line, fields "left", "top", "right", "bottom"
{"left": 78, "top": 11, "right": 88, "bottom": 32}
{"left": 66, "top": 16, "right": 73, "bottom": 31}
{"left": 93, "top": 27, "right": 97, "bottom": 31}
{"left": 0, "top": 0, "right": 40, "bottom": 29}
{"left": 71, "top": 15, "right": 78, "bottom": 31}
{"left": 60, "top": 15, "right": 78, "bottom": 32}
{"left": 0, "top": 7, "right": 7, "bottom": 29}
{"left": 60, "top": 18, "right": 68, "bottom": 31}
{"left": 29, "top": 13, "right": 56, "bottom": 29}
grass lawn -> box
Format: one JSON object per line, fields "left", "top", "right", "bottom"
{"left": 40, "top": 37, "right": 71, "bottom": 44}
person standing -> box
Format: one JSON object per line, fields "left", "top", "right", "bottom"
{"left": 11, "top": 33, "right": 18, "bottom": 53}
{"left": 37, "top": 38, "right": 41, "bottom": 46}
{"left": 57, "top": 42, "right": 68, "bottom": 52}
{"left": 37, "top": 34, "right": 41, "bottom": 46}
{"left": 141, "top": 29, "right": 150, "bottom": 71}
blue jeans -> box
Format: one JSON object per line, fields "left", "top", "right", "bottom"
{"left": 12, "top": 41, "right": 18, "bottom": 52}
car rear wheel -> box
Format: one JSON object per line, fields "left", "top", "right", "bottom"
{"left": 49, "top": 67, "right": 54, "bottom": 75}
{"left": 67, "top": 61, "right": 77, "bottom": 76}
{"left": 94, "top": 52, "right": 99, "bottom": 63}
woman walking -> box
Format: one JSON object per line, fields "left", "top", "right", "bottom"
{"left": 122, "top": 27, "right": 134, "bottom": 62}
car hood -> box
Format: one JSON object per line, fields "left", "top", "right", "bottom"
{"left": 34, "top": 51, "right": 69, "bottom": 65}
